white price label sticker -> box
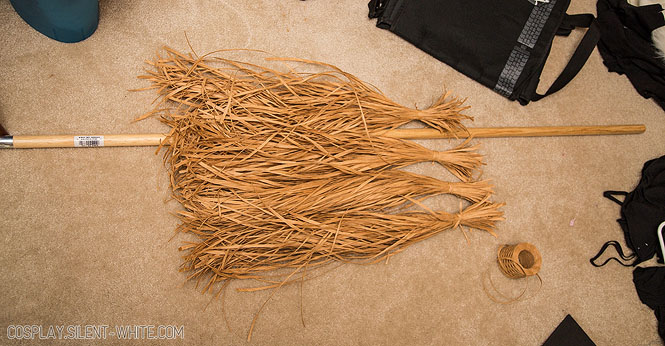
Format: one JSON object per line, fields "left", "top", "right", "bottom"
{"left": 74, "top": 136, "right": 105, "bottom": 147}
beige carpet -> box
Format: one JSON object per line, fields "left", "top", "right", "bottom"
{"left": 1, "top": 0, "right": 663, "bottom": 345}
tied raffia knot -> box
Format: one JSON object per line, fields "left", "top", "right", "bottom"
{"left": 395, "top": 93, "right": 472, "bottom": 135}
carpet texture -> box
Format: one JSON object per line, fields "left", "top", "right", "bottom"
{"left": 0, "top": 0, "right": 663, "bottom": 345}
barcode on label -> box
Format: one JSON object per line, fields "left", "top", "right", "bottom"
{"left": 74, "top": 136, "right": 105, "bottom": 147}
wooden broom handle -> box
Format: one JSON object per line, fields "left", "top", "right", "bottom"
{"left": 0, "top": 124, "right": 646, "bottom": 148}
{"left": 379, "top": 124, "right": 646, "bottom": 139}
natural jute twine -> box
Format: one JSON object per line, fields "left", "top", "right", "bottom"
{"left": 483, "top": 242, "right": 543, "bottom": 304}
{"left": 497, "top": 242, "right": 542, "bottom": 278}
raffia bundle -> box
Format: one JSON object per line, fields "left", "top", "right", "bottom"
{"left": 139, "top": 47, "right": 471, "bottom": 135}
{"left": 179, "top": 200, "right": 503, "bottom": 287}
{"left": 139, "top": 47, "right": 503, "bottom": 339}
{"left": 182, "top": 169, "right": 494, "bottom": 215}
{"left": 164, "top": 126, "right": 483, "bottom": 182}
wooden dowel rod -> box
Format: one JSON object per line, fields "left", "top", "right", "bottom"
{"left": 381, "top": 124, "right": 646, "bottom": 139}
{"left": 1, "top": 124, "right": 645, "bottom": 149}
{"left": 9, "top": 134, "right": 165, "bottom": 148}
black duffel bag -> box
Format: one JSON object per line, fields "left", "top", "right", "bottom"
{"left": 368, "top": 0, "right": 600, "bottom": 105}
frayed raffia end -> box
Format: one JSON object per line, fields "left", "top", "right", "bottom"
{"left": 419, "top": 92, "right": 473, "bottom": 133}
{"left": 384, "top": 91, "right": 472, "bottom": 135}
{"left": 446, "top": 180, "right": 495, "bottom": 203}
{"left": 458, "top": 200, "right": 506, "bottom": 233}
{"left": 430, "top": 139, "right": 484, "bottom": 181}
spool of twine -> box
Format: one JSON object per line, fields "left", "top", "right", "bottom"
{"left": 497, "top": 242, "right": 542, "bottom": 279}
{"left": 483, "top": 242, "right": 543, "bottom": 304}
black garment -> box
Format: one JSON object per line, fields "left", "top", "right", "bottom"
{"left": 633, "top": 266, "right": 665, "bottom": 342}
{"left": 542, "top": 315, "right": 596, "bottom": 346}
{"left": 591, "top": 156, "right": 665, "bottom": 343}
{"left": 596, "top": 0, "right": 665, "bottom": 111}
{"left": 368, "top": 0, "right": 599, "bottom": 105}
{"left": 591, "top": 155, "right": 665, "bottom": 266}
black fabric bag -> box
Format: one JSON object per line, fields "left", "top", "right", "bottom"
{"left": 591, "top": 155, "right": 665, "bottom": 267}
{"left": 368, "top": 0, "right": 600, "bottom": 105}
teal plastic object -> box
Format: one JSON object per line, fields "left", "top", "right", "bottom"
{"left": 10, "top": 0, "right": 99, "bottom": 43}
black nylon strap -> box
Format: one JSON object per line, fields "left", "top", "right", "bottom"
{"left": 563, "top": 13, "right": 595, "bottom": 28}
{"left": 532, "top": 14, "right": 600, "bottom": 101}
{"left": 557, "top": 13, "right": 595, "bottom": 35}
{"left": 590, "top": 240, "right": 637, "bottom": 267}
{"left": 603, "top": 190, "right": 628, "bottom": 206}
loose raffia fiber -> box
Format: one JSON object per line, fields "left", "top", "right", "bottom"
{"left": 179, "top": 199, "right": 503, "bottom": 286}
{"left": 138, "top": 47, "right": 472, "bottom": 135}
{"left": 164, "top": 124, "right": 484, "bottom": 183}
{"left": 138, "top": 47, "right": 504, "bottom": 340}
{"left": 181, "top": 169, "right": 494, "bottom": 216}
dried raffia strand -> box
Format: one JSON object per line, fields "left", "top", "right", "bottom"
{"left": 181, "top": 170, "right": 494, "bottom": 218}
{"left": 178, "top": 200, "right": 505, "bottom": 288}
{"left": 162, "top": 116, "right": 484, "bottom": 181}
{"left": 138, "top": 46, "right": 472, "bottom": 136}
{"left": 138, "top": 47, "right": 504, "bottom": 341}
